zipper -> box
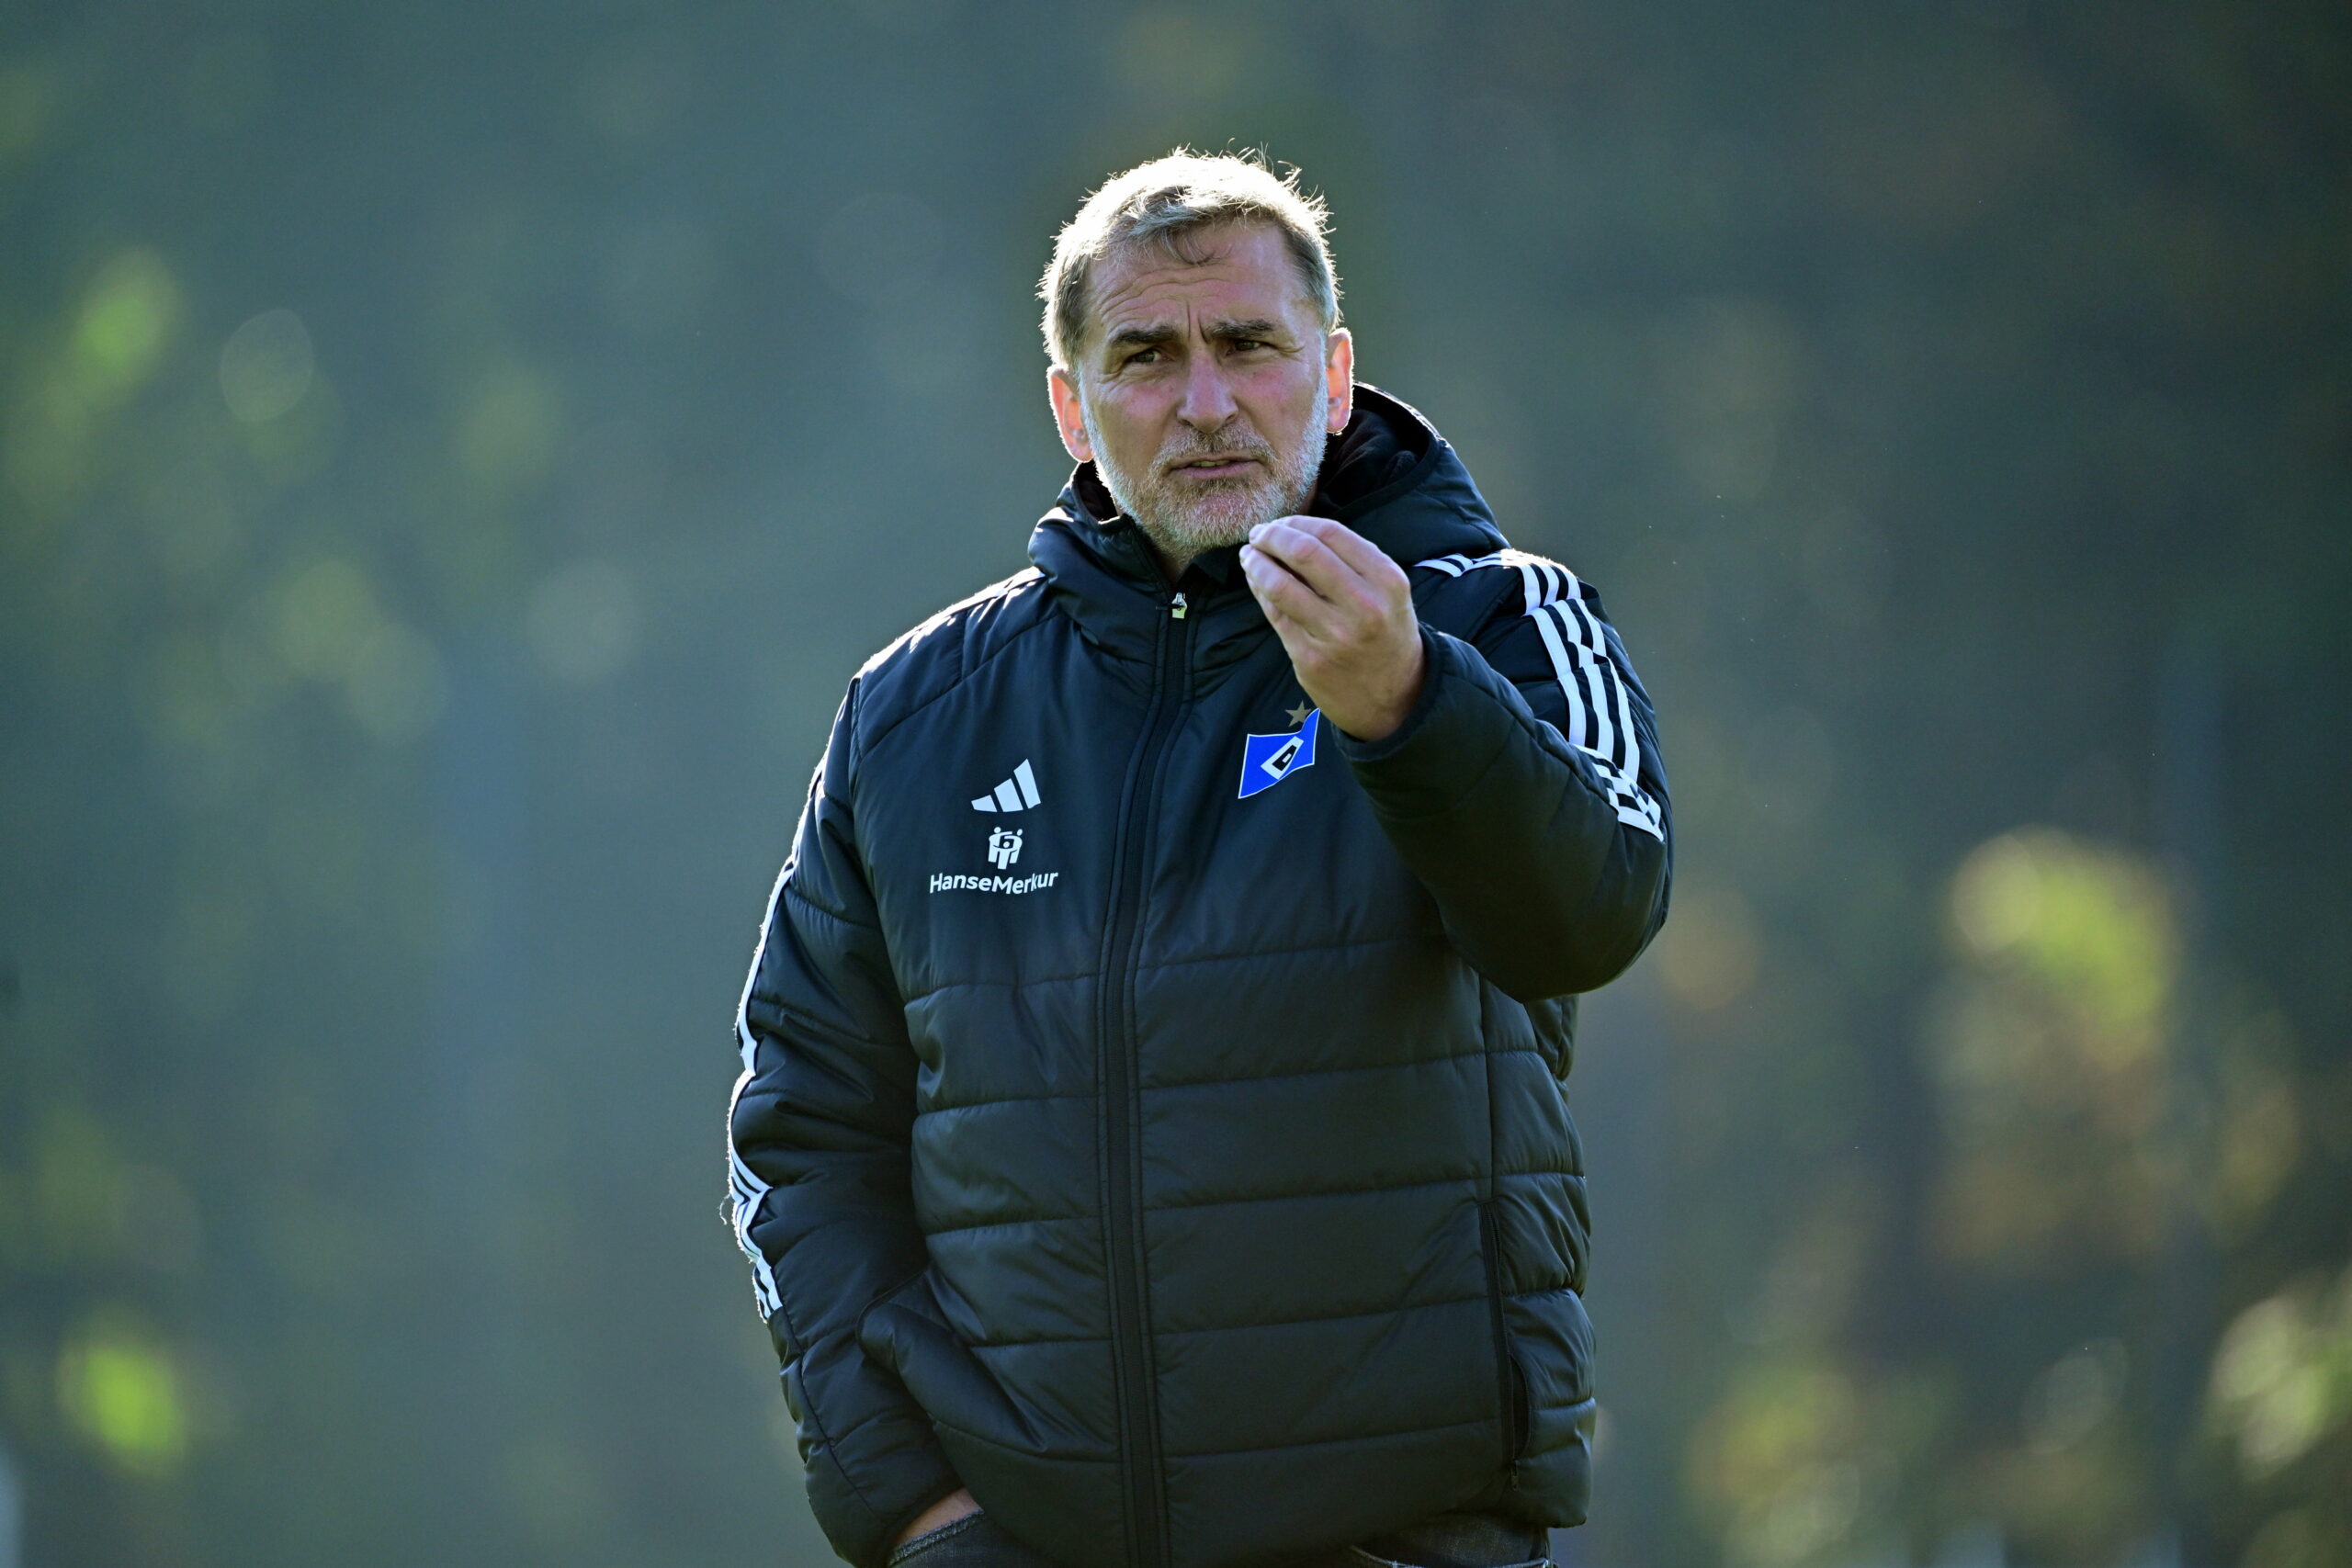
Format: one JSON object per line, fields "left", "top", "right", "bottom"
{"left": 1096, "top": 585, "right": 1191, "bottom": 1568}
{"left": 1478, "top": 1201, "right": 1526, "bottom": 1485}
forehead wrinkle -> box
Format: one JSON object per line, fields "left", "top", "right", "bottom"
{"left": 1090, "top": 291, "right": 1201, "bottom": 365}
{"left": 1095, "top": 274, "right": 1229, "bottom": 337}
{"left": 1091, "top": 291, "right": 1302, "bottom": 364}
{"left": 1087, "top": 237, "right": 1306, "bottom": 356}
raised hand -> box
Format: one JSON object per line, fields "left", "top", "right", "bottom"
{"left": 1238, "top": 515, "right": 1426, "bottom": 743}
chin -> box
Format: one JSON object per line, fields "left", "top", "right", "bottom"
{"left": 1150, "top": 488, "right": 1277, "bottom": 553}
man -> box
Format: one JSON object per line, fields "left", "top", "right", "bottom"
{"left": 728, "top": 152, "right": 1671, "bottom": 1568}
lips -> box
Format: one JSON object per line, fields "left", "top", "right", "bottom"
{"left": 1166, "top": 453, "right": 1264, "bottom": 478}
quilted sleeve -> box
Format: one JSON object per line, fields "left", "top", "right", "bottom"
{"left": 727, "top": 679, "right": 964, "bottom": 1567}
{"left": 1338, "top": 557, "right": 1672, "bottom": 999}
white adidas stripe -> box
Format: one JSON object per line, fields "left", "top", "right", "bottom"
{"left": 1416, "top": 550, "right": 1666, "bottom": 842}
{"left": 971, "top": 759, "right": 1043, "bottom": 813}
{"left": 728, "top": 862, "right": 789, "bottom": 1320}
{"left": 725, "top": 1068, "right": 782, "bottom": 1321}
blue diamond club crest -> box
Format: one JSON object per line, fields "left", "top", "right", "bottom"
{"left": 1237, "top": 711, "right": 1319, "bottom": 799}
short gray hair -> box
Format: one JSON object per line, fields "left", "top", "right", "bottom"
{"left": 1039, "top": 151, "right": 1340, "bottom": 371}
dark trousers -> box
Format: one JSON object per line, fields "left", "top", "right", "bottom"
{"left": 888, "top": 1510, "right": 1552, "bottom": 1568}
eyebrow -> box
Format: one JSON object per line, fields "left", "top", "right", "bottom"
{"left": 1100, "top": 318, "right": 1291, "bottom": 357}
{"left": 1102, "top": 323, "right": 1179, "bottom": 355}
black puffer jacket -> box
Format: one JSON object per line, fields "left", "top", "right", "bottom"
{"left": 729, "top": 389, "right": 1671, "bottom": 1568}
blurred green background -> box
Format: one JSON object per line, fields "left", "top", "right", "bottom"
{"left": 3, "top": 2, "right": 2347, "bottom": 1565}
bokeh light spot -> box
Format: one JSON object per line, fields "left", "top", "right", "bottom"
{"left": 220, "top": 308, "right": 315, "bottom": 423}
{"left": 58, "top": 1314, "right": 187, "bottom": 1476}
{"left": 1949, "top": 829, "right": 2174, "bottom": 1051}
{"left": 2209, "top": 1269, "right": 2352, "bottom": 1478}
{"left": 69, "top": 249, "right": 182, "bottom": 410}
{"left": 2020, "top": 1340, "right": 2127, "bottom": 1454}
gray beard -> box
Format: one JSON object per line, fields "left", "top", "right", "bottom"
{"left": 1084, "top": 381, "right": 1329, "bottom": 567}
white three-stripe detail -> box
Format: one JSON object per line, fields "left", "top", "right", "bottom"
{"left": 971, "top": 759, "right": 1043, "bottom": 813}
{"left": 727, "top": 862, "right": 789, "bottom": 1319}
{"left": 1418, "top": 550, "right": 1666, "bottom": 842}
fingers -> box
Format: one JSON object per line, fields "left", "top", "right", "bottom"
{"left": 1245, "top": 525, "right": 1356, "bottom": 608}
{"left": 1242, "top": 558, "right": 1337, "bottom": 691}
{"left": 1288, "top": 516, "right": 1398, "bottom": 585}
{"left": 1245, "top": 517, "right": 1403, "bottom": 615}
{"left": 1243, "top": 558, "right": 1384, "bottom": 672}
{"left": 1239, "top": 517, "right": 1423, "bottom": 740}
{"left": 1250, "top": 517, "right": 1392, "bottom": 615}
{"left": 1239, "top": 545, "right": 1324, "bottom": 634}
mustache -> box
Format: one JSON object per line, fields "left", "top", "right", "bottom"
{"left": 1155, "top": 432, "right": 1273, "bottom": 474}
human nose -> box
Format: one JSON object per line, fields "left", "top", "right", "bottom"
{"left": 1174, "top": 350, "right": 1239, "bottom": 432}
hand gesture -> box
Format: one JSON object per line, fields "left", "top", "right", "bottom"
{"left": 1239, "top": 516, "right": 1426, "bottom": 743}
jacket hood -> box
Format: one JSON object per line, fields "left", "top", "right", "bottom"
{"left": 1028, "top": 386, "right": 1509, "bottom": 633}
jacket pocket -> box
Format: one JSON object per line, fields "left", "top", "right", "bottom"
{"left": 860, "top": 1271, "right": 1018, "bottom": 1440}
{"left": 859, "top": 1268, "right": 1076, "bottom": 1461}
{"left": 1476, "top": 1201, "right": 1530, "bottom": 1469}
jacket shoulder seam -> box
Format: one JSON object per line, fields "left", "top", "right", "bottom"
{"left": 857, "top": 581, "right": 1055, "bottom": 757}
{"left": 1411, "top": 547, "right": 1592, "bottom": 637}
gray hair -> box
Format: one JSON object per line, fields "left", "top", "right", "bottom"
{"left": 1039, "top": 151, "right": 1340, "bottom": 371}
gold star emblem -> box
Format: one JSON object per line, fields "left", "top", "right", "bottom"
{"left": 1284, "top": 701, "right": 1313, "bottom": 728}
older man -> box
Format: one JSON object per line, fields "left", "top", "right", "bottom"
{"left": 728, "top": 152, "right": 1671, "bottom": 1568}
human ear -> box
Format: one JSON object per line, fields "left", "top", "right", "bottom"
{"left": 1047, "top": 367, "right": 1094, "bottom": 463}
{"left": 1323, "top": 329, "right": 1354, "bottom": 433}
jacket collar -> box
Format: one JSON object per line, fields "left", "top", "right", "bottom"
{"left": 1027, "top": 386, "right": 1509, "bottom": 663}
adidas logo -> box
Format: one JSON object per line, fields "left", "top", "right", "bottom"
{"left": 971, "top": 760, "right": 1043, "bottom": 814}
